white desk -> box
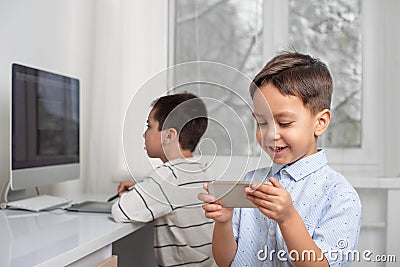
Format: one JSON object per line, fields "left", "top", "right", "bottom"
{"left": 0, "top": 194, "right": 148, "bottom": 267}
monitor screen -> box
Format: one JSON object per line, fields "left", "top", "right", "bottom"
{"left": 11, "top": 63, "right": 80, "bottom": 190}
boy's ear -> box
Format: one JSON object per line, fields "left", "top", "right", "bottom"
{"left": 162, "top": 128, "right": 178, "bottom": 144}
{"left": 314, "top": 109, "right": 331, "bottom": 137}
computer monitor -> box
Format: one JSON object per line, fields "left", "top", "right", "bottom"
{"left": 10, "top": 63, "right": 80, "bottom": 191}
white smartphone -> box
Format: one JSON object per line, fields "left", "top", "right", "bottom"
{"left": 208, "top": 180, "right": 272, "bottom": 208}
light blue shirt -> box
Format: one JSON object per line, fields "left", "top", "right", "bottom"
{"left": 231, "top": 149, "right": 361, "bottom": 267}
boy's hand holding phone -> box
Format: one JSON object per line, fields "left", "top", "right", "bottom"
{"left": 198, "top": 178, "right": 296, "bottom": 225}
{"left": 197, "top": 183, "right": 233, "bottom": 223}
{"left": 245, "top": 177, "right": 296, "bottom": 225}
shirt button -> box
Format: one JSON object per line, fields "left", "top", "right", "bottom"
{"left": 269, "top": 229, "right": 275, "bottom": 236}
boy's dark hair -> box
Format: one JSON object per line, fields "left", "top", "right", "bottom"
{"left": 151, "top": 93, "right": 208, "bottom": 152}
{"left": 250, "top": 51, "right": 333, "bottom": 114}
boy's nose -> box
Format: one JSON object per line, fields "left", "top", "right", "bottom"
{"left": 262, "top": 126, "right": 278, "bottom": 141}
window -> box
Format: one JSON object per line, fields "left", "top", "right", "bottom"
{"left": 170, "top": 0, "right": 264, "bottom": 156}
{"left": 288, "top": 0, "right": 362, "bottom": 148}
{"left": 170, "top": 0, "right": 388, "bottom": 176}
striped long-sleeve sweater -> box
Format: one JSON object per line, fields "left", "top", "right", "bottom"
{"left": 112, "top": 158, "right": 217, "bottom": 267}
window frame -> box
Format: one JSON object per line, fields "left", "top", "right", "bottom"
{"left": 263, "top": 0, "right": 386, "bottom": 176}
{"left": 168, "top": 0, "right": 400, "bottom": 177}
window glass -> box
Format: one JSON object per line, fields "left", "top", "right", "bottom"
{"left": 288, "top": 0, "right": 362, "bottom": 147}
{"left": 173, "top": 0, "right": 264, "bottom": 155}
{"left": 172, "top": 0, "right": 362, "bottom": 155}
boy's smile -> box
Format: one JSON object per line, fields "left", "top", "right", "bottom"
{"left": 253, "top": 84, "right": 321, "bottom": 165}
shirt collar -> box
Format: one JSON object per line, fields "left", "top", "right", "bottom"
{"left": 161, "top": 157, "right": 203, "bottom": 167}
{"left": 270, "top": 149, "right": 328, "bottom": 181}
{"left": 163, "top": 157, "right": 188, "bottom": 166}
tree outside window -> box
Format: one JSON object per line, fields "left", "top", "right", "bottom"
{"left": 171, "top": 0, "right": 362, "bottom": 155}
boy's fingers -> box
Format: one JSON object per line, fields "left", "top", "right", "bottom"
{"left": 247, "top": 189, "right": 277, "bottom": 202}
{"left": 204, "top": 210, "right": 223, "bottom": 219}
{"left": 202, "top": 203, "right": 222, "bottom": 212}
{"left": 247, "top": 178, "right": 281, "bottom": 196}
{"left": 118, "top": 181, "right": 135, "bottom": 194}
{"left": 197, "top": 192, "right": 216, "bottom": 202}
{"left": 269, "top": 177, "right": 283, "bottom": 189}
{"left": 203, "top": 182, "right": 209, "bottom": 192}
{"left": 118, "top": 183, "right": 127, "bottom": 194}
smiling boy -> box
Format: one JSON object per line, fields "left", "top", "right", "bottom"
{"left": 199, "top": 51, "right": 361, "bottom": 267}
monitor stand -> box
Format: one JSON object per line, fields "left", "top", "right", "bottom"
{"left": 0, "top": 180, "right": 38, "bottom": 205}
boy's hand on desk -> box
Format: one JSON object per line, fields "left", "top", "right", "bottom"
{"left": 198, "top": 183, "right": 233, "bottom": 223}
{"left": 118, "top": 181, "right": 135, "bottom": 195}
{"left": 245, "top": 177, "right": 296, "bottom": 225}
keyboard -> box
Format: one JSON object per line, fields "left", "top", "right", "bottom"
{"left": 7, "top": 195, "right": 71, "bottom": 212}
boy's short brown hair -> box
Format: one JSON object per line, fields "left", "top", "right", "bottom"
{"left": 250, "top": 51, "right": 333, "bottom": 114}
{"left": 151, "top": 93, "right": 208, "bottom": 152}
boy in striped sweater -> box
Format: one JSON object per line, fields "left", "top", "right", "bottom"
{"left": 112, "top": 93, "right": 216, "bottom": 267}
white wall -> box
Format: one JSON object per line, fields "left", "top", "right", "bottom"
{"left": 84, "top": 0, "right": 168, "bottom": 195}
{"left": 0, "top": 0, "right": 168, "bottom": 198}
{"left": 0, "top": 0, "right": 95, "bottom": 198}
